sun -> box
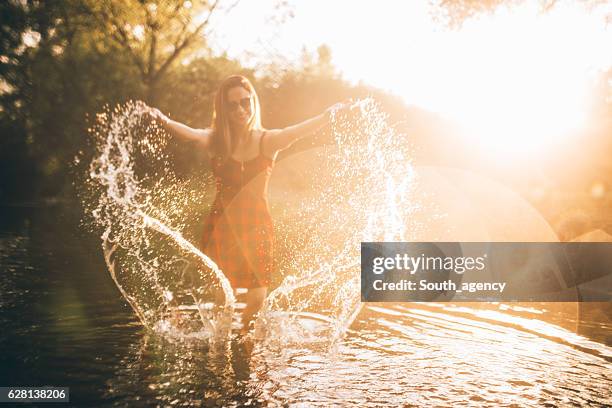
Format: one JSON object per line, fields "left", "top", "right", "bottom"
{"left": 214, "top": 1, "right": 609, "bottom": 158}
{"left": 400, "top": 2, "right": 610, "bottom": 156}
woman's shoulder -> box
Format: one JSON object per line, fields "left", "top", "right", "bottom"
{"left": 257, "top": 128, "right": 279, "bottom": 162}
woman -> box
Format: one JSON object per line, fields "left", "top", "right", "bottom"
{"left": 150, "top": 75, "right": 350, "bottom": 332}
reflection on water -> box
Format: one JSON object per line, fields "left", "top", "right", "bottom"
{"left": 105, "top": 334, "right": 258, "bottom": 406}
{"left": 95, "top": 303, "right": 612, "bottom": 407}
{"left": 0, "top": 207, "right": 611, "bottom": 406}
{"left": 252, "top": 304, "right": 611, "bottom": 407}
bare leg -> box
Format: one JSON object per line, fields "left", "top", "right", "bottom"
{"left": 240, "top": 286, "right": 267, "bottom": 334}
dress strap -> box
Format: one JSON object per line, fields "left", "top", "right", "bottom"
{"left": 258, "top": 130, "right": 267, "bottom": 156}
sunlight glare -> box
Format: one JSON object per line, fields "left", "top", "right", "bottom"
{"left": 405, "top": 2, "right": 610, "bottom": 155}
{"left": 212, "top": 1, "right": 610, "bottom": 156}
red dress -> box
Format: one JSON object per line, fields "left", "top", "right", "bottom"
{"left": 200, "top": 131, "right": 275, "bottom": 288}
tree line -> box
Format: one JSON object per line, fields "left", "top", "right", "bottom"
{"left": 1, "top": 0, "right": 609, "bottom": 209}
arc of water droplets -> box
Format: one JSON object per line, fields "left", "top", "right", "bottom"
{"left": 86, "top": 101, "right": 235, "bottom": 335}
{"left": 138, "top": 210, "right": 236, "bottom": 308}
{"left": 258, "top": 98, "right": 416, "bottom": 346}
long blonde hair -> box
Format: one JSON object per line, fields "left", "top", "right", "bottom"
{"left": 211, "top": 75, "right": 262, "bottom": 159}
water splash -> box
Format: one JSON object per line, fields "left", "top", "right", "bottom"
{"left": 257, "top": 99, "right": 416, "bottom": 347}
{"left": 82, "top": 101, "right": 234, "bottom": 340}
{"left": 81, "top": 98, "right": 417, "bottom": 346}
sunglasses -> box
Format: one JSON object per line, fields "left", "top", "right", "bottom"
{"left": 227, "top": 96, "right": 252, "bottom": 113}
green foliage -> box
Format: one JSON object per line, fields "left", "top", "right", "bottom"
{"left": 84, "top": 0, "right": 239, "bottom": 103}
{"left": 0, "top": 0, "right": 242, "bottom": 201}
{"left": 0, "top": 1, "right": 146, "bottom": 200}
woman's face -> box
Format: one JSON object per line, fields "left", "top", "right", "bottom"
{"left": 226, "top": 86, "right": 253, "bottom": 128}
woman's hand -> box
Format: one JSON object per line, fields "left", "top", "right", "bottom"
{"left": 148, "top": 107, "right": 170, "bottom": 127}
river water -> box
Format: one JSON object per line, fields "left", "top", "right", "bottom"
{"left": 1, "top": 206, "right": 610, "bottom": 407}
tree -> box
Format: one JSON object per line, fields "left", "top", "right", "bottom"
{"left": 86, "top": 0, "right": 241, "bottom": 104}
{"left": 432, "top": 0, "right": 605, "bottom": 28}
{"left": 0, "top": 0, "right": 247, "bottom": 201}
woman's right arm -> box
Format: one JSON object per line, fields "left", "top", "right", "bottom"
{"left": 149, "top": 108, "right": 211, "bottom": 149}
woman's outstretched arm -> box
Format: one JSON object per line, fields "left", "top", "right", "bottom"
{"left": 149, "top": 108, "right": 211, "bottom": 149}
{"left": 262, "top": 101, "right": 352, "bottom": 155}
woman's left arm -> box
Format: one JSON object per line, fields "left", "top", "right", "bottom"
{"left": 262, "top": 102, "right": 350, "bottom": 155}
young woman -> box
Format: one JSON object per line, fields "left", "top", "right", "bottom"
{"left": 150, "top": 75, "right": 351, "bottom": 332}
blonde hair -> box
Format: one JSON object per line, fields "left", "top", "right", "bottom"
{"left": 211, "top": 75, "right": 262, "bottom": 159}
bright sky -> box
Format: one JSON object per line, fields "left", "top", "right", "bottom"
{"left": 209, "top": 0, "right": 611, "bottom": 153}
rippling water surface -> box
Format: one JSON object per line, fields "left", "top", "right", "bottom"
{"left": 1, "top": 207, "right": 610, "bottom": 406}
